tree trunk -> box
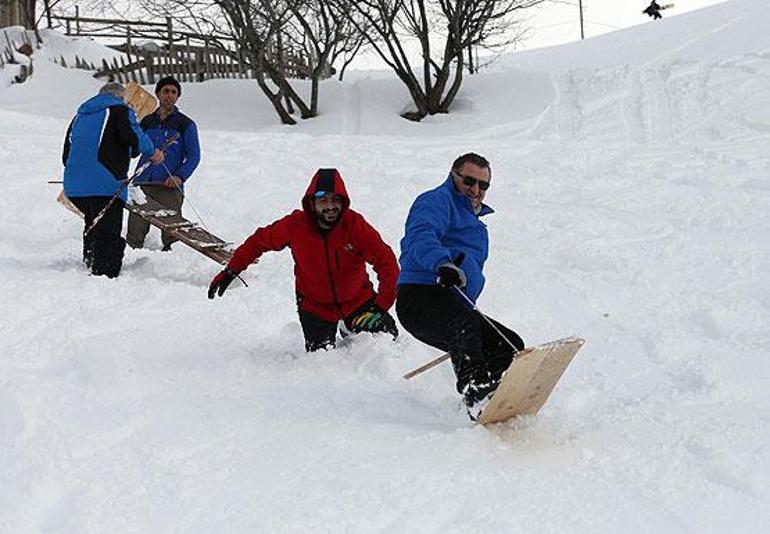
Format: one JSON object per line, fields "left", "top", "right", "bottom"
{"left": 467, "top": 44, "right": 474, "bottom": 74}
{"left": 439, "top": 52, "right": 465, "bottom": 113}
{"left": 397, "top": 70, "right": 429, "bottom": 121}
{"left": 254, "top": 71, "right": 296, "bottom": 125}
{"left": 310, "top": 76, "right": 319, "bottom": 117}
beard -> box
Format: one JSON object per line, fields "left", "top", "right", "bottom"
{"left": 316, "top": 208, "right": 340, "bottom": 228}
{"left": 466, "top": 192, "right": 482, "bottom": 210}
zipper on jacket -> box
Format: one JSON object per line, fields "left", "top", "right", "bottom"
{"left": 322, "top": 235, "right": 344, "bottom": 316}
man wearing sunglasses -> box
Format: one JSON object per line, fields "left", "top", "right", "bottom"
{"left": 396, "top": 153, "right": 525, "bottom": 420}
{"left": 208, "top": 168, "right": 399, "bottom": 352}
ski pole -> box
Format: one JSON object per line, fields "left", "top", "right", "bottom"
{"left": 84, "top": 132, "right": 180, "bottom": 237}
{"left": 403, "top": 351, "right": 451, "bottom": 380}
{"left": 161, "top": 161, "right": 213, "bottom": 233}
{"left": 452, "top": 286, "right": 521, "bottom": 356}
{"left": 157, "top": 160, "right": 248, "bottom": 289}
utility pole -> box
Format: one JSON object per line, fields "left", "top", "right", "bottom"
{"left": 578, "top": 0, "right": 585, "bottom": 39}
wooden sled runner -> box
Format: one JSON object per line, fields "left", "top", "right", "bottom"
{"left": 125, "top": 196, "right": 233, "bottom": 265}
{"left": 55, "top": 190, "right": 232, "bottom": 265}
{"left": 478, "top": 337, "right": 584, "bottom": 426}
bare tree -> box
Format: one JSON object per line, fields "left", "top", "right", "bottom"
{"left": 336, "top": 0, "right": 543, "bottom": 121}
{"left": 139, "top": 0, "right": 367, "bottom": 124}
{"left": 283, "top": 0, "right": 368, "bottom": 112}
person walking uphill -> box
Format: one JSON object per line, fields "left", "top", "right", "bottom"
{"left": 208, "top": 168, "right": 400, "bottom": 352}
{"left": 62, "top": 82, "right": 164, "bottom": 278}
{"left": 126, "top": 76, "right": 201, "bottom": 251}
{"left": 395, "top": 153, "right": 525, "bottom": 420}
{"left": 643, "top": 1, "right": 664, "bottom": 20}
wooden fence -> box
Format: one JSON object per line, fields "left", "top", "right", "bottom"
{"left": 0, "top": 43, "right": 13, "bottom": 68}
{"left": 0, "top": 28, "right": 35, "bottom": 81}
{"left": 93, "top": 42, "right": 251, "bottom": 84}
{"left": 47, "top": 11, "right": 319, "bottom": 83}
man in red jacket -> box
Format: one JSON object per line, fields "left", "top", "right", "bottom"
{"left": 208, "top": 168, "right": 399, "bottom": 352}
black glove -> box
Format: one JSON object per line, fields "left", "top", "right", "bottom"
{"left": 208, "top": 267, "right": 238, "bottom": 299}
{"left": 437, "top": 262, "right": 467, "bottom": 289}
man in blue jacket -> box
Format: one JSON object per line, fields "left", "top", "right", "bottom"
{"left": 396, "top": 153, "right": 525, "bottom": 419}
{"left": 127, "top": 76, "right": 201, "bottom": 251}
{"left": 63, "top": 82, "right": 163, "bottom": 278}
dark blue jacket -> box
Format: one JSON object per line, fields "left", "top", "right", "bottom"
{"left": 135, "top": 107, "right": 200, "bottom": 187}
{"left": 397, "top": 176, "right": 494, "bottom": 304}
{"left": 62, "top": 94, "right": 155, "bottom": 200}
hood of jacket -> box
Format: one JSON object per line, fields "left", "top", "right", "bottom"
{"left": 77, "top": 93, "right": 126, "bottom": 115}
{"left": 301, "top": 168, "right": 351, "bottom": 223}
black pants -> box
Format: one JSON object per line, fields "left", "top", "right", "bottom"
{"left": 298, "top": 299, "right": 399, "bottom": 352}
{"left": 644, "top": 7, "right": 662, "bottom": 19}
{"left": 70, "top": 196, "right": 126, "bottom": 278}
{"left": 396, "top": 284, "right": 524, "bottom": 406}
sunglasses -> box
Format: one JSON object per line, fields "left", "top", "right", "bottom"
{"left": 455, "top": 171, "right": 491, "bottom": 191}
{"left": 314, "top": 191, "right": 344, "bottom": 202}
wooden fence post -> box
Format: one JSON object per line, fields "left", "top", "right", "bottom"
{"left": 156, "top": 51, "right": 164, "bottom": 79}
{"left": 166, "top": 17, "right": 173, "bottom": 55}
{"left": 110, "top": 58, "right": 117, "bottom": 82}
{"left": 146, "top": 51, "right": 155, "bottom": 84}
{"left": 203, "top": 38, "right": 211, "bottom": 81}
{"left": 185, "top": 37, "right": 192, "bottom": 83}
{"left": 138, "top": 55, "right": 146, "bottom": 85}
{"left": 239, "top": 49, "right": 247, "bottom": 79}
{"left": 125, "top": 27, "right": 132, "bottom": 65}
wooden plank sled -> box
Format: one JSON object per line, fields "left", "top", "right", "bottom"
{"left": 478, "top": 337, "right": 584, "bottom": 426}
{"left": 125, "top": 196, "right": 233, "bottom": 265}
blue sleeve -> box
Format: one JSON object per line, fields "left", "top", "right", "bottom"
{"left": 176, "top": 121, "right": 200, "bottom": 181}
{"left": 404, "top": 191, "right": 453, "bottom": 272}
{"left": 128, "top": 108, "right": 155, "bottom": 157}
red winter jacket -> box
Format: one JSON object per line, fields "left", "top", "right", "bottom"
{"left": 227, "top": 169, "right": 399, "bottom": 323}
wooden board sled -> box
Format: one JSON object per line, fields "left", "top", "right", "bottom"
{"left": 125, "top": 195, "right": 233, "bottom": 265}
{"left": 56, "top": 189, "right": 233, "bottom": 265}
{"left": 478, "top": 337, "right": 584, "bottom": 426}
{"left": 57, "top": 190, "right": 83, "bottom": 218}
{"left": 125, "top": 82, "right": 157, "bottom": 120}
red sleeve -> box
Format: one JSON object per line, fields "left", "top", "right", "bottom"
{"left": 350, "top": 212, "right": 399, "bottom": 311}
{"left": 227, "top": 212, "right": 297, "bottom": 273}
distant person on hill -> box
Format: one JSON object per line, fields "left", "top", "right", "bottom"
{"left": 395, "top": 153, "right": 525, "bottom": 420}
{"left": 62, "top": 82, "right": 163, "bottom": 278}
{"left": 207, "top": 168, "right": 400, "bottom": 352}
{"left": 126, "top": 76, "right": 201, "bottom": 252}
{"left": 643, "top": 1, "right": 664, "bottom": 20}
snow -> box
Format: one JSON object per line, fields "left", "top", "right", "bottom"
{"left": 1, "top": 0, "right": 769, "bottom": 532}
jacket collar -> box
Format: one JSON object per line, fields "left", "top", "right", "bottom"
{"left": 442, "top": 175, "right": 494, "bottom": 217}
{"left": 154, "top": 105, "right": 179, "bottom": 121}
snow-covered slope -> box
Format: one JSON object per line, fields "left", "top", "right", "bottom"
{"left": 1, "top": 0, "right": 769, "bottom": 532}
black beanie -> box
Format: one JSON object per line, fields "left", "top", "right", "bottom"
{"left": 155, "top": 76, "right": 181, "bottom": 96}
{"left": 314, "top": 168, "right": 339, "bottom": 196}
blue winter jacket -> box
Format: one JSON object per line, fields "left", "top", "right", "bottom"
{"left": 135, "top": 107, "right": 200, "bottom": 187}
{"left": 397, "top": 175, "right": 494, "bottom": 304}
{"left": 62, "top": 93, "right": 155, "bottom": 200}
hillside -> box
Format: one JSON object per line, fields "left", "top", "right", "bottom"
{"left": 1, "top": 1, "right": 769, "bottom": 532}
